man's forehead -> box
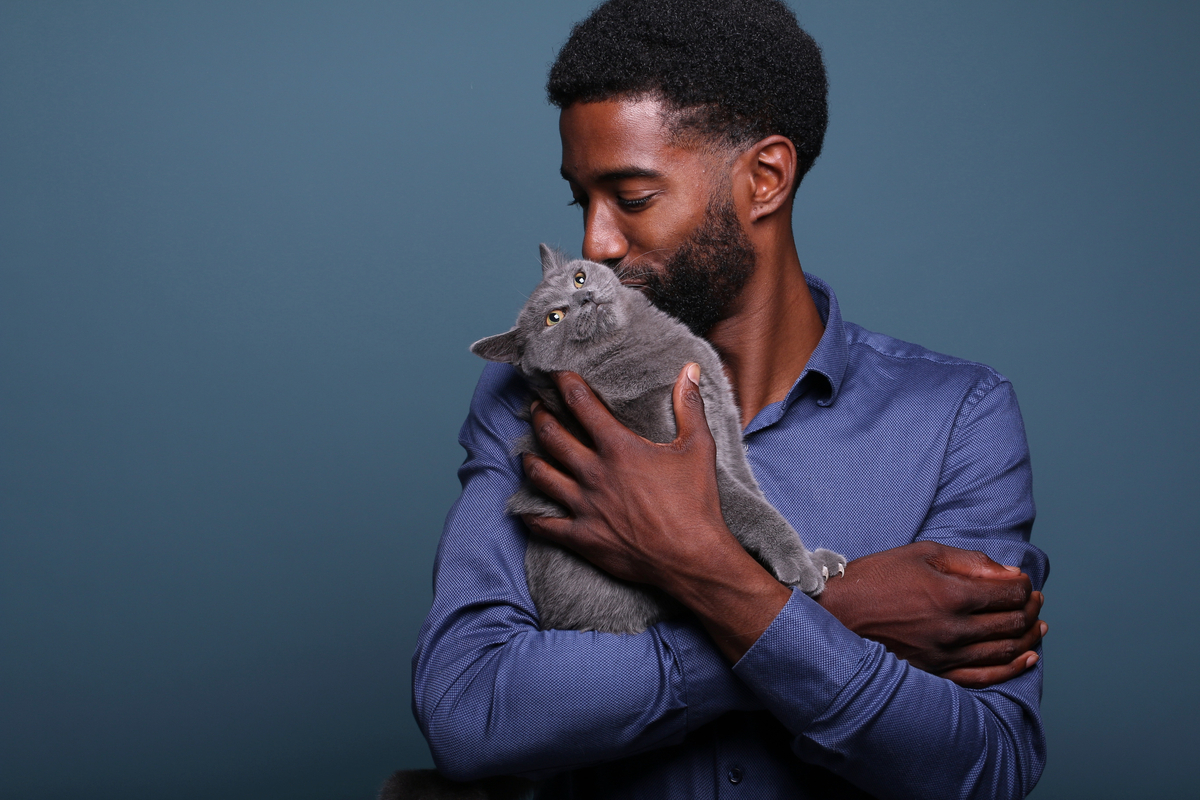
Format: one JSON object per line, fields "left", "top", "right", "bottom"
{"left": 558, "top": 97, "right": 692, "bottom": 182}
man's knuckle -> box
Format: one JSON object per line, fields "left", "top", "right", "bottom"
{"left": 578, "top": 463, "right": 604, "bottom": 488}
{"left": 941, "top": 620, "right": 971, "bottom": 648}
{"left": 943, "top": 583, "right": 971, "bottom": 612}
{"left": 535, "top": 418, "right": 559, "bottom": 443}
{"left": 563, "top": 384, "right": 590, "bottom": 408}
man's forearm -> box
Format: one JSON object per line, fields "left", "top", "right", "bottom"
{"left": 734, "top": 589, "right": 1045, "bottom": 800}
{"left": 653, "top": 520, "right": 792, "bottom": 662}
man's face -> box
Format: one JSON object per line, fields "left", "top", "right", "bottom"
{"left": 559, "top": 97, "right": 755, "bottom": 335}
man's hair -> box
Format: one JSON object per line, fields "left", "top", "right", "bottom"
{"left": 547, "top": 0, "right": 828, "bottom": 185}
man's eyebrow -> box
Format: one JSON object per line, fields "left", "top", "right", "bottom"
{"left": 560, "top": 166, "right": 664, "bottom": 183}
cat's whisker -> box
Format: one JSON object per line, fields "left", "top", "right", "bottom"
{"left": 614, "top": 249, "right": 670, "bottom": 279}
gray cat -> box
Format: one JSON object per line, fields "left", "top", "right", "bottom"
{"left": 471, "top": 245, "right": 846, "bottom": 634}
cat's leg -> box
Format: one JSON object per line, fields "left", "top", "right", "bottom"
{"left": 716, "top": 474, "right": 845, "bottom": 597}
{"left": 524, "top": 538, "right": 674, "bottom": 634}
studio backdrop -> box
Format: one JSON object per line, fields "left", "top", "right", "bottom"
{"left": 1, "top": 2, "right": 1197, "bottom": 798}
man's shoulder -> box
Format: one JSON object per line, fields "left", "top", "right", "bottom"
{"left": 459, "top": 363, "right": 531, "bottom": 449}
{"left": 471, "top": 362, "right": 529, "bottom": 407}
{"left": 841, "top": 320, "right": 1009, "bottom": 397}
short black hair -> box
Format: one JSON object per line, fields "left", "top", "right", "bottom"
{"left": 547, "top": 0, "right": 828, "bottom": 185}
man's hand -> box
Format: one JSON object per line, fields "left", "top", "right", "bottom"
{"left": 520, "top": 365, "right": 734, "bottom": 589}
{"left": 521, "top": 366, "right": 792, "bottom": 661}
{"left": 817, "top": 542, "right": 1047, "bottom": 689}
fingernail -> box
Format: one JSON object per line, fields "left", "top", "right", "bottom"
{"left": 1025, "top": 653, "right": 1039, "bottom": 668}
{"left": 686, "top": 363, "right": 700, "bottom": 385}
{"left": 1003, "top": 564, "right": 1020, "bottom": 573}
{"left": 1040, "top": 621, "right": 1048, "bottom": 636}
{"left": 530, "top": 399, "right": 541, "bottom": 412}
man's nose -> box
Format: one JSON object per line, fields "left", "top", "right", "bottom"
{"left": 581, "top": 205, "right": 628, "bottom": 263}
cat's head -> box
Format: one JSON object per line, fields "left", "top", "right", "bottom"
{"left": 470, "top": 244, "right": 635, "bottom": 373}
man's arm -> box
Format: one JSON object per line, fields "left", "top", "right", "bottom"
{"left": 411, "top": 364, "right": 764, "bottom": 781}
{"left": 520, "top": 366, "right": 1047, "bottom": 798}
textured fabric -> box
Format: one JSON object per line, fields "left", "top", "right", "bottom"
{"left": 412, "top": 274, "right": 1048, "bottom": 799}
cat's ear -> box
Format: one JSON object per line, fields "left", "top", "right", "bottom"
{"left": 539, "top": 243, "right": 563, "bottom": 275}
{"left": 470, "top": 328, "right": 522, "bottom": 364}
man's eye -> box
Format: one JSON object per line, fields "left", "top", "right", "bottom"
{"left": 573, "top": 271, "right": 586, "bottom": 287}
{"left": 545, "top": 309, "right": 566, "bottom": 326}
{"left": 567, "top": 197, "right": 586, "bottom": 208}
{"left": 618, "top": 196, "right": 652, "bottom": 210}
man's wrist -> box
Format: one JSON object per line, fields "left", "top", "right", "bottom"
{"left": 656, "top": 529, "right": 792, "bottom": 663}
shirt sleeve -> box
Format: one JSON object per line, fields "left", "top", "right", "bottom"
{"left": 732, "top": 377, "right": 1048, "bottom": 800}
{"left": 410, "top": 364, "right": 760, "bottom": 781}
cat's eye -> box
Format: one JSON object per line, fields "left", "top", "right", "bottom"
{"left": 573, "top": 271, "right": 586, "bottom": 287}
{"left": 545, "top": 309, "right": 566, "bottom": 326}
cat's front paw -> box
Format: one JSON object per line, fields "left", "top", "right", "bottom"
{"left": 766, "top": 541, "right": 824, "bottom": 596}
{"left": 810, "top": 548, "right": 847, "bottom": 585}
{"left": 775, "top": 548, "right": 848, "bottom": 598}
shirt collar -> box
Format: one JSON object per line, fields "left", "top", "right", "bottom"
{"left": 743, "top": 272, "right": 849, "bottom": 434}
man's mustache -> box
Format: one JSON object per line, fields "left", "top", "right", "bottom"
{"left": 611, "top": 250, "right": 672, "bottom": 296}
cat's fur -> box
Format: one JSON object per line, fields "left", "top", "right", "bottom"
{"left": 471, "top": 245, "right": 845, "bottom": 634}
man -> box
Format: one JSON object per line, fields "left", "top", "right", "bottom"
{"left": 413, "top": 1, "right": 1048, "bottom": 797}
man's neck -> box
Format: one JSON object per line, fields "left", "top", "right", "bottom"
{"left": 706, "top": 244, "right": 824, "bottom": 430}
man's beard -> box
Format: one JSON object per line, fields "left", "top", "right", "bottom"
{"left": 615, "top": 194, "right": 756, "bottom": 337}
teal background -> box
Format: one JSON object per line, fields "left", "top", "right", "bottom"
{"left": 2, "top": 2, "right": 1197, "bottom": 797}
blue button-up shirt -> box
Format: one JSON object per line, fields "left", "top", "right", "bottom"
{"left": 413, "top": 274, "right": 1048, "bottom": 799}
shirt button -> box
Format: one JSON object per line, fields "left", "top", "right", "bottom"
{"left": 727, "top": 766, "right": 744, "bottom": 785}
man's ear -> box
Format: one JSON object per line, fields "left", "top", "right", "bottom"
{"left": 470, "top": 328, "right": 521, "bottom": 364}
{"left": 539, "top": 243, "right": 563, "bottom": 275}
{"left": 744, "top": 135, "right": 798, "bottom": 222}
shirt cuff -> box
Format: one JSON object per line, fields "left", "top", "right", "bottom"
{"left": 658, "top": 617, "right": 762, "bottom": 730}
{"left": 731, "top": 588, "right": 872, "bottom": 730}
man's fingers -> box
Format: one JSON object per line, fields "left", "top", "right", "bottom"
{"left": 552, "top": 371, "right": 623, "bottom": 446}
{"left": 942, "top": 583, "right": 1041, "bottom": 648}
{"left": 944, "top": 615, "right": 1046, "bottom": 668}
{"left": 940, "top": 652, "right": 1040, "bottom": 691}
{"left": 529, "top": 399, "right": 596, "bottom": 478}
{"left": 967, "top": 577, "right": 1039, "bottom": 617}
{"left": 936, "top": 562, "right": 1033, "bottom": 615}
{"left": 521, "top": 512, "right": 574, "bottom": 544}
{"left": 521, "top": 453, "right": 584, "bottom": 512}
{"left": 959, "top": 574, "right": 1035, "bottom": 614}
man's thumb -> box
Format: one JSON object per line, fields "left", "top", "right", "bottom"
{"left": 933, "top": 545, "right": 1023, "bottom": 579}
{"left": 672, "top": 362, "right": 708, "bottom": 442}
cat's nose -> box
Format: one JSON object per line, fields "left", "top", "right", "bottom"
{"left": 574, "top": 289, "right": 595, "bottom": 304}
